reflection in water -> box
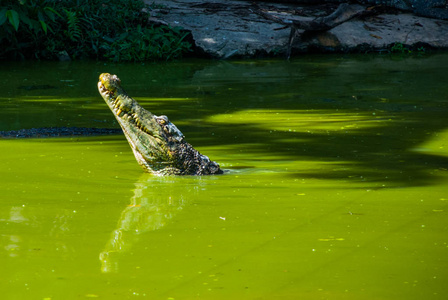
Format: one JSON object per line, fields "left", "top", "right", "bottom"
{"left": 99, "top": 175, "right": 198, "bottom": 273}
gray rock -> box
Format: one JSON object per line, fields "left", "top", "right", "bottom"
{"left": 147, "top": 0, "right": 448, "bottom": 58}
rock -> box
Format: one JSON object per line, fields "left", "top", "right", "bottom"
{"left": 57, "top": 50, "right": 71, "bottom": 62}
{"left": 147, "top": 0, "right": 448, "bottom": 58}
{"left": 147, "top": 0, "right": 292, "bottom": 58}
{"left": 328, "top": 13, "right": 448, "bottom": 50}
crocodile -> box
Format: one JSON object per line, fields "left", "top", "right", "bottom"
{"left": 97, "top": 73, "right": 223, "bottom": 176}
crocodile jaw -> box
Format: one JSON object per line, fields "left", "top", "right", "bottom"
{"left": 98, "top": 74, "right": 173, "bottom": 173}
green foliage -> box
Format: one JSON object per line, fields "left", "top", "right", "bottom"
{"left": 0, "top": 0, "right": 61, "bottom": 59}
{"left": 6, "top": 9, "right": 20, "bottom": 31}
{"left": 390, "top": 43, "right": 412, "bottom": 54}
{"left": 64, "top": 9, "right": 82, "bottom": 42}
{"left": 103, "top": 25, "right": 192, "bottom": 62}
{"left": 0, "top": 0, "right": 192, "bottom": 61}
{"left": 389, "top": 43, "right": 426, "bottom": 55}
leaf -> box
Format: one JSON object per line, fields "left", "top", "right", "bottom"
{"left": 0, "top": 8, "right": 7, "bottom": 26}
{"left": 44, "top": 7, "right": 62, "bottom": 21}
{"left": 38, "top": 10, "right": 45, "bottom": 22}
{"left": 102, "top": 36, "right": 116, "bottom": 43}
{"left": 18, "top": 9, "right": 31, "bottom": 27}
{"left": 64, "top": 9, "right": 81, "bottom": 41}
{"left": 118, "top": 32, "right": 129, "bottom": 41}
{"left": 6, "top": 9, "right": 20, "bottom": 31}
{"left": 40, "top": 20, "right": 48, "bottom": 34}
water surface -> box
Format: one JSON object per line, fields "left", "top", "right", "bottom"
{"left": 1, "top": 55, "right": 448, "bottom": 299}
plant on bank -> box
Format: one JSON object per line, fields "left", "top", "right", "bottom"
{"left": 0, "top": 0, "right": 60, "bottom": 59}
{"left": 389, "top": 42, "right": 426, "bottom": 55}
{"left": 0, "top": 0, "right": 192, "bottom": 61}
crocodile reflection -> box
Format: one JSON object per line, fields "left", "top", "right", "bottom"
{"left": 99, "top": 175, "right": 199, "bottom": 273}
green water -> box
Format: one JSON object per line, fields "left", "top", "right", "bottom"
{"left": 1, "top": 55, "right": 448, "bottom": 300}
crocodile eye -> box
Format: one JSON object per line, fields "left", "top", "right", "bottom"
{"left": 112, "top": 75, "right": 121, "bottom": 86}
{"left": 156, "top": 115, "right": 169, "bottom": 126}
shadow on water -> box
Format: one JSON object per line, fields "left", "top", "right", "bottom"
{"left": 176, "top": 55, "right": 448, "bottom": 187}
{"left": 1, "top": 55, "right": 447, "bottom": 187}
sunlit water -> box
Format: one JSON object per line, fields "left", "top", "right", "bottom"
{"left": 1, "top": 55, "right": 447, "bottom": 300}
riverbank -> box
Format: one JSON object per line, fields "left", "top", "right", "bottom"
{"left": 147, "top": 0, "right": 448, "bottom": 58}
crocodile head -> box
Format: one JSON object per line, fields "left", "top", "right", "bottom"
{"left": 98, "top": 73, "right": 222, "bottom": 175}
